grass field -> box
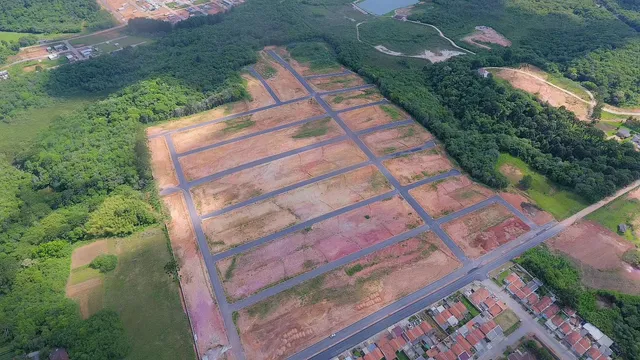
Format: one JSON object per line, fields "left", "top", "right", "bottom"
{"left": 68, "top": 30, "right": 125, "bottom": 47}
{"left": 0, "top": 31, "right": 70, "bottom": 42}
{"left": 287, "top": 42, "right": 342, "bottom": 74}
{"left": 94, "top": 36, "right": 151, "bottom": 53}
{"left": 496, "top": 154, "right": 588, "bottom": 220}
{"left": 587, "top": 194, "right": 640, "bottom": 246}
{"left": 359, "top": 18, "right": 455, "bottom": 55}
{"left": 495, "top": 309, "right": 520, "bottom": 335}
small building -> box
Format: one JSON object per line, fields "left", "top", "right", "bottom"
{"left": 632, "top": 134, "right": 640, "bottom": 146}
{"left": 0, "top": 70, "right": 9, "bottom": 80}
{"left": 617, "top": 128, "right": 631, "bottom": 139}
{"left": 477, "top": 68, "right": 490, "bottom": 78}
{"left": 618, "top": 223, "right": 628, "bottom": 233}
{"left": 48, "top": 53, "right": 58, "bottom": 60}
{"left": 53, "top": 44, "right": 65, "bottom": 52}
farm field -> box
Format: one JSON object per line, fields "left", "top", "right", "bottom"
{"left": 361, "top": 123, "right": 433, "bottom": 156}
{"left": 409, "top": 175, "right": 494, "bottom": 219}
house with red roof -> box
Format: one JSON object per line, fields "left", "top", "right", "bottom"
{"left": 363, "top": 347, "right": 384, "bottom": 360}
{"left": 469, "top": 288, "right": 490, "bottom": 306}
{"left": 542, "top": 304, "right": 560, "bottom": 319}
{"left": 572, "top": 336, "right": 591, "bottom": 357}
{"left": 488, "top": 301, "right": 507, "bottom": 317}
{"left": 532, "top": 296, "right": 553, "bottom": 314}
{"left": 504, "top": 272, "right": 520, "bottom": 285}
{"left": 375, "top": 338, "right": 396, "bottom": 360}
{"left": 525, "top": 292, "right": 539, "bottom": 305}
{"left": 586, "top": 346, "right": 604, "bottom": 360}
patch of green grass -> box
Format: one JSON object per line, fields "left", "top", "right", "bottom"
{"left": 380, "top": 104, "right": 405, "bottom": 121}
{"left": 587, "top": 194, "right": 640, "bottom": 245}
{"left": 292, "top": 118, "right": 332, "bottom": 138}
{"left": 166, "top": 2, "right": 189, "bottom": 9}
{"left": 396, "top": 350, "right": 410, "bottom": 360}
{"left": 460, "top": 296, "right": 480, "bottom": 317}
{"left": 194, "top": 0, "right": 210, "bottom": 4}
{"left": 287, "top": 42, "right": 342, "bottom": 74}
{"left": 345, "top": 264, "right": 364, "bottom": 276}
{"left": 68, "top": 31, "right": 124, "bottom": 47}
{"left": 223, "top": 117, "right": 255, "bottom": 133}
{"left": 232, "top": 311, "right": 239, "bottom": 327}
{"left": 256, "top": 63, "right": 277, "bottom": 79}
{"left": 495, "top": 309, "right": 520, "bottom": 335}
{"left": 69, "top": 266, "right": 103, "bottom": 285}
{"left": 496, "top": 269, "right": 511, "bottom": 284}
{"left": 359, "top": 18, "right": 457, "bottom": 55}
{"left": 332, "top": 95, "right": 345, "bottom": 104}
{"left": 225, "top": 256, "right": 238, "bottom": 280}
{"left": 496, "top": 153, "right": 588, "bottom": 219}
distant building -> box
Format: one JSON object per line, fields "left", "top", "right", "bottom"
{"left": 617, "top": 128, "right": 631, "bottom": 139}
{"left": 0, "top": 70, "right": 9, "bottom": 80}
{"left": 48, "top": 53, "right": 59, "bottom": 60}
{"left": 477, "top": 68, "right": 490, "bottom": 78}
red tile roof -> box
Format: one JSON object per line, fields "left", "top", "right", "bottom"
{"left": 480, "top": 320, "right": 497, "bottom": 335}
{"left": 470, "top": 288, "right": 490, "bottom": 305}
{"left": 484, "top": 297, "right": 497, "bottom": 309}
{"left": 489, "top": 303, "right": 504, "bottom": 317}
{"left": 363, "top": 348, "right": 384, "bottom": 360}
{"left": 455, "top": 334, "right": 473, "bottom": 353}
{"left": 587, "top": 346, "right": 603, "bottom": 360}
{"left": 376, "top": 340, "right": 396, "bottom": 360}
{"left": 551, "top": 314, "right": 564, "bottom": 326}
{"left": 543, "top": 304, "right": 560, "bottom": 318}
{"left": 526, "top": 292, "right": 539, "bottom": 304}
{"left": 419, "top": 321, "right": 433, "bottom": 334}
{"left": 565, "top": 331, "right": 581, "bottom": 346}
{"left": 434, "top": 312, "right": 447, "bottom": 327}
{"left": 512, "top": 278, "right": 525, "bottom": 288}
{"left": 406, "top": 326, "right": 424, "bottom": 342}
{"left": 533, "top": 296, "right": 553, "bottom": 313}
{"left": 505, "top": 272, "right": 520, "bottom": 284}
{"left": 454, "top": 301, "right": 468, "bottom": 315}
{"left": 427, "top": 348, "right": 440, "bottom": 358}
{"left": 451, "top": 343, "right": 464, "bottom": 357}
{"left": 449, "top": 305, "right": 463, "bottom": 321}
{"left": 390, "top": 336, "right": 407, "bottom": 351}
{"left": 573, "top": 339, "right": 589, "bottom": 356}
{"left": 559, "top": 322, "right": 572, "bottom": 335}
{"left": 520, "top": 286, "right": 533, "bottom": 297}
{"left": 563, "top": 308, "right": 577, "bottom": 317}
{"left": 466, "top": 328, "right": 485, "bottom": 346}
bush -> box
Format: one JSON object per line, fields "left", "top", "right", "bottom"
{"left": 519, "top": 175, "right": 533, "bottom": 190}
{"left": 622, "top": 249, "right": 640, "bottom": 268}
{"left": 85, "top": 195, "right": 157, "bottom": 237}
{"left": 89, "top": 254, "right": 118, "bottom": 273}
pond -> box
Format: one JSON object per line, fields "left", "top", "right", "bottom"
{"left": 357, "top": 0, "right": 419, "bottom": 16}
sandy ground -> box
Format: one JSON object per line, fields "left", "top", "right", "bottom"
{"left": 7, "top": 45, "right": 49, "bottom": 63}
{"left": 409, "top": 176, "right": 494, "bottom": 219}
{"left": 322, "top": 88, "right": 385, "bottom": 111}
{"left": 179, "top": 118, "right": 344, "bottom": 181}
{"left": 191, "top": 141, "right": 367, "bottom": 215}
{"left": 463, "top": 26, "right": 511, "bottom": 49}
{"left": 148, "top": 136, "right": 178, "bottom": 192}
{"left": 147, "top": 73, "right": 275, "bottom": 137}
{"left": 201, "top": 165, "right": 393, "bottom": 253}
{"left": 217, "top": 196, "right": 423, "bottom": 301}
{"left": 361, "top": 123, "right": 432, "bottom": 156}
{"left": 500, "top": 192, "right": 554, "bottom": 226}
{"left": 493, "top": 68, "right": 591, "bottom": 120}
{"left": 341, "top": 104, "right": 409, "bottom": 132}
{"left": 236, "top": 232, "right": 461, "bottom": 360}
{"left": 255, "top": 51, "right": 308, "bottom": 101}
{"left": 443, "top": 203, "right": 530, "bottom": 259}
{"left": 162, "top": 192, "right": 229, "bottom": 358}
{"left": 171, "top": 99, "right": 325, "bottom": 153}
{"left": 308, "top": 74, "right": 365, "bottom": 92}
{"left": 274, "top": 47, "right": 344, "bottom": 77}
{"left": 383, "top": 146, "right": 454, "bottom": 186}
{"left": 66, "top": 277, "right": 104, "bottom": 319}
{"left": 71, "top": 239, "right": 109, "bottom": 269}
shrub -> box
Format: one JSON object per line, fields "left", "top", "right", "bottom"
{"left": 518, "top": 175, "right": 533, "bottom": 190}
{"left": 89, "top": 255, "right": 118, "bottom": 273}
{"left": 85, "top": 195, "right": 157, "bottom": 237}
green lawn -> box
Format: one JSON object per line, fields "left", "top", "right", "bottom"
{"left": 0, "top": 31, "right": 70, "bottom": 42}
{"left": 359, "top": 18, "right": 456, "bottom": 55}
{"left": 460, "top": 296, "right": 480, "bottom": 317}
{"left": 587, "top": 194, "right": 640, "bottom": 246}
{"left": 496, "top": 153, "right": 588, "bottom": 219}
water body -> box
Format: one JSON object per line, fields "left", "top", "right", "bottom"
{"left": 357, "top": 0, "right": 419, "bottom": 16}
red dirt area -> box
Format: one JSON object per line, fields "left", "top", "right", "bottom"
{"left": 236, "top": 232, "right": 461, "bottom": 360}
{"left": 71, "top": 240, "right": 108, "bottom": 269}
{"left": 217, "top": 196, "right": 423, "bottom": 301}
{"left": 148, "top": 136, "right": 178, "bottom": 192}
{"left": 463, "top": 26, "right": 512, "bottom": 49}
{"left": 322, "top": 88, "right": 385, "bottom": 111}
{"left": 201, "top": 165, "right": 393, "bottom": 253}
{"left": 179, "top": 117, "right": 344, "bottom": 181}
{"left": 500, "top": 192, "right": 554, "bottom": 226}
{"left": 191, "top": 140, "right": 367, "bottom": 215}
{"left": 443, "top": 203, "right": 530, "bottom": 259}
{"left": 146, "top": 73, "right": 275, "bottom": 137}
{"left": 7, "top": 44, "right": 48, "bottom": 63}
{"left": 171, "top": 99, "right": 325, "bottom": 153}
{"left": 308, "top": 74, "right": 365, "bottom": 92}
{"left": 340, "top": 104, "right": 409, "bottom": 132}
{"left": 162, "top": 192, "right": 230, "bottom": 358}
{"left": 255, "top": 51, "right": 308, "bottom": 101}
{"left": 274, "top": 47, "right": 344, "bottom": 76}
{"left": 409, "top": 176, "right": 494, "bottom": 219}
{"left": 361, "top": 123, "right": 432, "bottom": 156}
{"left": 383, "top": 146, "right": 454, "bottom": 186}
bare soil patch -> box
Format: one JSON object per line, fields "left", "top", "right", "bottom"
{"left": 411, "top": 49, "right": 466, "bottom": 63}
{"left": 71, "top": 240, "right": 109, "bottom": 269}
{"left": 383, "top": 146, "right": 454, "bottom": 186}
{"left": 7, "top": 44, "right": 48, "bottom": 63}
{"left": 500, "top": 191, "right": 554, "bottom": 226}
{"left": 162, "top": 192, "right": 229, "bottom": 357}
{"left": 179, "top": 117, "right": 343, "bottom": 181}
{"left": 201, "top": 165, "right": 393, "bottom": 253}
{"left": 255, "top": 51, "right": 308, "bottom": 101}
{"left": 322, "top": 88, "right": 384, "bottom": 111}
{"left": 308, "top": 74, "right": 365, "bottom": 92}
{"left": 463, "top": 26, "right": 512, "bottom": 49}
{"left": 148, "top": 136, "right": 178, "bottom": 192}
{"left": 341, "top": 104, "right": 409, "bottom": 131}
{"left": 409, "top": 176, "right": 494, "bottom": 219}
{"left": 361, "top": 123, "right": 432, "bottom": 156}
{"left": 146, "top": 73, "right": 275, "bottom": 137}
{"left": 217, "top": 196, "right": 422, "bottom": 301}
{"left": 66, "top": 277, "right": 104, "bottom": 319}
{"left": 236, "top": 232, "right": 461, "bottom": 360}
{"left": 442, "top": 203, "right": 530, "bottom": 259}
{"left": 191, "top": 140, "right": 367, "bottom": 215}
{"left": 171, "top": 99, "right": 325, "bottom": 153}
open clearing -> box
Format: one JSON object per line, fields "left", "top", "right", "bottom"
{"left": 463, "top": 26, "right": 511, "bottom": 49}
{"left": 383, "top": 146, "right": 454, "bottom": 185}
{"left": 255, "top": 51, "right": 309, "bottom": 101}
{"left": 201, "top": 165, "right": 392, "bottom": 253}
{"left": 179, "top": 117, "right": 343, "bottom": 181}
{"left": 409, "top": 176, "right": 494, "bottom": 219}
{"left": 361, "top": 123, "right": 432, "bottom": 156}
{"left": 500, "top": 191, "right": 554, "bottom": 226}
{"left": 443, "top": 203, "right": 530, "bottom": 259}
{"left": 275, "top": 44, "right": 344, "bottom": 76}
{"left": 322, "top": 88, "right": 384, "bottom": 110}
{"left": 587, "top": 191, "right": 640, "bottom": 246}
{"left": 148, "top": 136, "right": 178, "bottom": 192}
{"left": 171, "top": 99, "right": 325, "bottom": 153}
{"left": 217, "top": 196, "right": 422, "bottom": 301}
{"left": 341, "top": 103, "right": 409, "bottom": 131}
{"left": 237, "top": 232, "right": 461, "bottom": 360}
{"left": 308, "top": 74, "right": 365, "bottom": 91}
{"left": 191, "top": 140, "right": 367, "bottom": 215}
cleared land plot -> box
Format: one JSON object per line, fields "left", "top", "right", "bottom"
{"left": 322, "top": 88, "right": 384, "bottom": 111}
{"left": 359, "top": 18, "right": 457, "bottom": 55}
{"left": 149, "top": 136, "right": 178, "bottom": 192}
{"left": 71, "top": 240, "right": 108, "bottom": 269}
{"left": 383, "top": 146, "right": 454, "bottom": 186}
{"left": 217, "top": 196, "right": 423, "bottom": 301}
{"left": 146, "top": 73, "right": 276, "bottom": 137}
{"left": 171, "top": 99, "right": 325, "bottom": 153}
{"left": 179, "top": 117, "right": 344, "bottom": 181}
{"left": 463, "top": 26, "right": 511, "bottom": 49}
{"left": 308, "top": 74, "right": 365, "bottom": 91}
{"left": 236, "top": 232, "right": 461, "bottom": 360}
{"left": 500, "top": 191, "right": 554, "bottom": 226}
{"left": 162, "top": 192, "right": 229, "bottom": 357}
{"left": 255, "top": 51, "right": 308, "bottom": 101}
{"left": 201, "top": 165, "right": 393, "bottom": 253}
{"left": 341, "top": 103, "right": 409, "bottom": 131}
{"left": 587, "top": 190, "right": 640, "bottom": 246}
{"left": 361, "top": 123, "right": 432, "bottom": 156}
{"left": 410, "top": 176, "right": 494, "bottom": 219}
{"left": 69, "top": 29, "right": 125, "bottom": 47}
{"left": 191, "top": 140, "right": 367, "bottom": 215}
{"left": 276, "top": 44, "right": 344, "bottom": 76}
{"left": 442, "top": 203, "right": 530, "bottom": 259}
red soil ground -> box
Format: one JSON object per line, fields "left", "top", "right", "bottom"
{"left": 255, "top": 51, "right": 308, "bottom": 101}
{"left": 148, "top": 136, "right": 178, "bottom": 192}
{"left": 201, "top": 165, "right": 393, "bottom": 253}
{"left": 308, "top": 74, "right": 365, "bottom": 92}
{"left": 322, "top": 88, "right": 385, "bottom": 111}
{"left": 217, "top": 196, "right": 423, "bottom": 301}
{"left": 442, "top": 203, "right": 530, "bottom": 259}
{"left": 179, "top": 117, "right": 344, "bottom": 181}
{"left": 500, "top": 192, "right": 554, "bottom": 226}
{"left": 409, "top": 176, "right": 494, "bottom": 219}
{"left": 340, "top": 104, "right": 409, "bottom": 132}
{"left": 70, "top": 240, "right": 108, "bottom": 269}
{"left": 191, "top": 140, "right": 367, "bottom": 215}
{"left": 462, "top": 26, "right": 511, "bottom": 49}
{"left": 171, "top": 99, "right": 325, "bottom": 153}
{"left": 162, "top": 192, "right": 229, "bottom": 358}
{"left": 383, "top": 146, "right": 454, "bottom": 186}
{"left": 236, "top": 232, "right": 461, "bottom": 360}
{"left": 361, "top": 123, "right": 432, "bottom": 156}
